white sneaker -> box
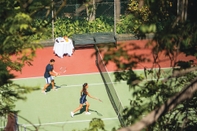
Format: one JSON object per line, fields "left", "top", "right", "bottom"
{"left": 53, "top": 88, "right": 58, "bottom": 91}
{"left": 85, "top": 112, "right": 91, "bottom": 115}
{"left": 42, "top": 90, "right": 46, "bottom": 94}
{"left": 70, "top": 112, "right": 74, "bottom": 117}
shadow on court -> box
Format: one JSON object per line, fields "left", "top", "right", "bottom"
{"left": 45, "top": 83, "right": 67, "bottom": 92}
{"left": 74, "top": 105, "right": 86, "bottom": 116}
{"left": 74, "top": 105, "right": 103, "bottom": 116}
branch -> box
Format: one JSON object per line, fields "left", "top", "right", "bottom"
{"left": 162, "top": 66, "right": 197, "bottom": 83}
{"left": 75, "top": 0, "right": 102, "bottom": 15}
{"left": 172, "top": 16, "right": 181, "bottom": 28}
{"left": 118, "top": 77, "right": 197, "bottom": 131}
{"left": 54, "top": 0, "right": 67, "bottom": 18}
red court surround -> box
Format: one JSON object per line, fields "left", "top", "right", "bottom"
{"left": 11, "top": 40, "right": 196, "bottom": 79}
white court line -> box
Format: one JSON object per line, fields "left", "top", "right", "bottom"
{"left": 57, "top": 76, "right": 167, "bottom": 89}
{"left": 12, "top": 72, "right": 101, "bottom": 80}
{"left": 12, "top": 67, "right": 173, "bottom": 80}
{"left": 18, "top": 117, "right": 118, "bottom": 127}
{"left": 57, "top": 82, "right": 127, "bottom": 88}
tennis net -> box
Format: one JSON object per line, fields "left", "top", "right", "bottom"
{"left": 95, "top": 45, "right": 125, "bottom": 127}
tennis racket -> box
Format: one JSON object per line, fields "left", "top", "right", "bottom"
{"left": 90, "top": 109, "right": 103, "bottom": 116}
{"left": 59, "top": 66, "right": 67, "bottom": 75}
{"left": 97, "top": 98, "right": 103, "bottom": 102}
{"left": 95, "top": 110, "right": 103, "bottom": 116}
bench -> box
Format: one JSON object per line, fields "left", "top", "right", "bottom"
{"left": 72, "top": 32, "right": 117, "bottom": 49}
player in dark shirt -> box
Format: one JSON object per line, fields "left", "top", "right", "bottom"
{"left": 70, "top": 83, "right": 101, "bottom": 117}
{"left": 42, "top": 59, "right": 58, "bottom": 94}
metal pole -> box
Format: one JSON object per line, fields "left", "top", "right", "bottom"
{"left": 75, "top": 0, "right": 79, "bottom": 20}
{"left": 52, "top": 0, "right": 54, "bottom": 41}
{"left": 114, "top": 0, "right": 116, "bottom": 35}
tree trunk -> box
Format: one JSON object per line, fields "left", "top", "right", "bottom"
{"left": 138, "top": 0, "right": 144, "bottom": 8}
{"left": 88, "top": 0, "right": 96, "bottom": 21}
{"left": 4, "top": 113, "right": 17, "bottom": 131}
{"left": 178, "top": 0, "right": 188, "bottom": 22}
{"left": 75, "top": 0, "right": 102, "bottom": 18}
{"left": 172, "top": 0, "right": 188, "bottom": 27}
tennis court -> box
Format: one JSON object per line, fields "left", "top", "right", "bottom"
{"left": 13, "top": 72, "right": 123, "bottom": 131}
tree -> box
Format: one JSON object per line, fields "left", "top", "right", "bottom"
{"left": 74, "top": 0, "right": 121, "bottom": 22}
{"left": 0, "top": 0, "right": 66, "bottom": 130}
{"left": 100, "top": 0, "right": 197, "bottom": 130}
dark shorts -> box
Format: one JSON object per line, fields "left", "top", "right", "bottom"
{"left": 80, "top": 98, "right": 87, "bottom": 104}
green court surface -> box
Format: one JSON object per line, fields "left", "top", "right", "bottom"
{"left": 113, "top": 82, "right": 131, "bottom": 108}
{"left": 12, "top": 68, "right": 172, "bottom": 131}
{"left": 13, "top": 73, "right": 123, "bottom": 131}
{"left": 109, "top": 68, "right": 173, "bottom": 108}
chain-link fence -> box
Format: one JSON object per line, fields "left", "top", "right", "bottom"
{"left": 36, "top": 0, "right": 133, "bottom": 44}
{"left": 53, "top": 0, "right": 128, "bottom": 20}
